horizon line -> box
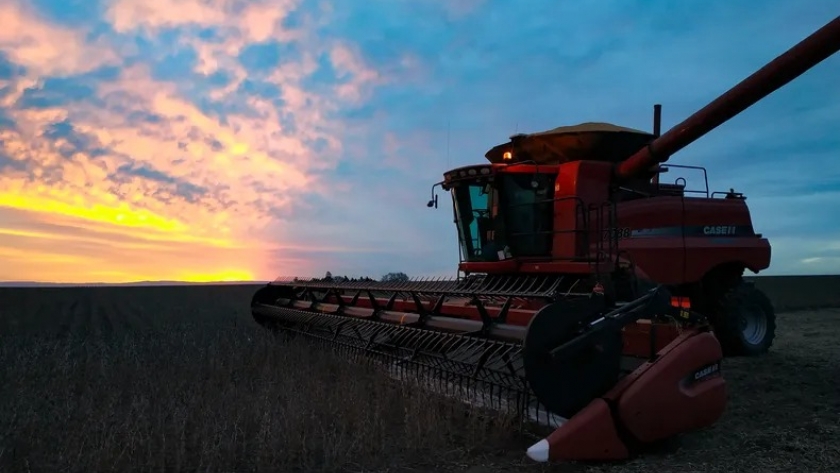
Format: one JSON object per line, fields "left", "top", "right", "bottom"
{"left": 1, "top": 273, "right": 840, "bottom": 288}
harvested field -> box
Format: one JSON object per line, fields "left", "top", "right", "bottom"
{"left": 1, "top": 284, "right": 839, "bottom": 472}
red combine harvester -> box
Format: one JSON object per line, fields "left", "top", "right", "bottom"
{"left": 251, "top": 16, "right": 840, "bottom": 463}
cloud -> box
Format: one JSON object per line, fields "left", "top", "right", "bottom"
{"left": 0, "top": 1, "right": 118, "bottom": 76}
{"left": 0, "top": 0, "right": 838, "bottom": 283}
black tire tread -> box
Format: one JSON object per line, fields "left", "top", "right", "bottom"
{"left": 714, "top": 281, "right": 776, "bottom": 357}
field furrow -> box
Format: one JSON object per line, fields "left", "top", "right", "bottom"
{"left": 93, "top": 291, "right": 115, "bottom": 338}
{"left": 80, "top": 289, "right": 96, "bottom": 339}
{"left": 100, "top": 292, "right": 128, "bottom": 336}
{"left": 118, "top": 293, "right": 156, "bottom": 333}
{"left": 55, "top": 297, "right": 78, "bottom": 339}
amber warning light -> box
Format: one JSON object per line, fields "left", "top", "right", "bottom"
{"left": 503, "top": 151, "right": 513, "bottom": 160}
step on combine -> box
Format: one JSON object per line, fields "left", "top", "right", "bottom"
{"left": 251, "top": 16, "right": 840, "bottom": 464}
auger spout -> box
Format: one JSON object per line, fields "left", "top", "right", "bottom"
{"left": 613, "top": 15, "right": 840, "bottom": 183}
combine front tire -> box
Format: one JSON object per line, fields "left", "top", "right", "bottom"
{"left": 713, "top": 282, "right": 776, "bottom": 357}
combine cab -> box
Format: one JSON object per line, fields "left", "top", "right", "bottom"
{"left": 251, "top": 16, "right": 840, "bottom": 463}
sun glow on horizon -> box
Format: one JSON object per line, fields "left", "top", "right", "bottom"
{"left": 175, "top": 269, "right": 257, "bottom": 283}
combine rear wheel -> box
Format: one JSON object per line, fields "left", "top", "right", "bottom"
{"left": 713, "top": 281, "right": 776, "bottom": 357}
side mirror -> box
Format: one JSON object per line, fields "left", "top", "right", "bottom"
{"left": 426, "top": 181, "right": 442, "bottom": 209}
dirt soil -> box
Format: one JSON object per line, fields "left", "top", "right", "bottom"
{"left": 0, "top": 284, "right": 838, "bottom": 473}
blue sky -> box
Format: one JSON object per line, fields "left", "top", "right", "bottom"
{"left": 0, "top": 0, "right": 837, "bottom": 282}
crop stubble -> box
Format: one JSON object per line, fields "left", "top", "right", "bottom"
{"left": 0, "top": 284, "right": 838, "bottom": 473}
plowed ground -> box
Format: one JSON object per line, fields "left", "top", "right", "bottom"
{"left": 0, "top": 285, "right": 838, "bottom": 473}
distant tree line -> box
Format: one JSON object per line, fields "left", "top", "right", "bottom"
{"left": 294, "top": 271, "right": 410, "bottom": 283}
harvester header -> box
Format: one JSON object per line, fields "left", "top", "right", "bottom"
{"left": 251, "top": 14, "right": 840, "bottom": 465}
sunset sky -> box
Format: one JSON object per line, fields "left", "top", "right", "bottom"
{"left": 0, "top": 0, "right": 838, "bottom": 283}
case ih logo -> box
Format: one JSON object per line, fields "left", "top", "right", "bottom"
{"left": 703, "top": 225, "right": 737, "bottom": 235}
{"left": 693, "top": 362, "right": 721, "bottom": 381}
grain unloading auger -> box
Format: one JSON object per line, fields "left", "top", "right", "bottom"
{"left": 252, "top": 16, "right": 840, "bottom": 464}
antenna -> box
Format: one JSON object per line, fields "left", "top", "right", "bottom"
{"left": 446, "top": 119, "right": 451, "bottom": 169}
